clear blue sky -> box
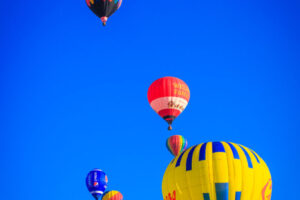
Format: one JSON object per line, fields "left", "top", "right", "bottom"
{"left": 1, "top": 0, "right": 299, "bottom": 199}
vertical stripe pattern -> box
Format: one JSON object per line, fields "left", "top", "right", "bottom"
{"left": 199, "top": 142, "right": 207, "bottom": 161}
{"left": 235, "top": 192, "right": 241, "bottom": 200}
{"left": 166, "top": 135, "right": 188, "bottom": 157}
{"left": 175, "top": 151, "right": 185, "bottom": 167}
{"left": 238, "top": 145, "right": 253, "bottom": 168}
{"left": 226, "top": 142, "right": 240, "bottom": 159}
{"left": 213, "top": 142, "right": 225, "bottom": 153}
{"left": 186, "top": 145, "right": 197, "bottom": 171}
{"left": 162, "top": 141, "right": 272, "bottom": 200}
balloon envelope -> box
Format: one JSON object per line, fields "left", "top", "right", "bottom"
{"left": 147, "top": 77, "right": 190, "bottom": 130}
{"left": 102, "top": 190, "right": 123, "bottom": 200}
{"left": 86, "top": 169, "right": 108, "bottom": 200}
{"left": 86, "top": 0, "right": 122, "bottom": 25}
{"left": 162, "top": 142, "right": 272, "bottom": 200}
{"left": 166, "top": 135, "right": 188, "bottom": 157}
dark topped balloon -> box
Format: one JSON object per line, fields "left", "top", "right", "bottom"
{"left": 86, "top": 169, "right": 108, "bottom": 200}
{"left": 86, "top": 0, "right": 122, "bottom": 26}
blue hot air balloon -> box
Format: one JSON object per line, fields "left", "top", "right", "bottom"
{"left": 86, "top": 169, "right": 108, "bottom": 200}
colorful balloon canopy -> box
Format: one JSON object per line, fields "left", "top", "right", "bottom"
{"left": 86, "top": 0, "right": 122, "bottom": 26}
{"left": 147, "top": 77, "right": 190, "bottom": 130}
{"left": 162, "top": 142, "right": 272, "bottom": 200}
{"left": 86, "top": 169, "right": 108, "bottom": 200}
{"left": 166, "top": 135, "right": 188, "bottom": 157}
{"left": 102, "top": 190, "right": 123, "bottom": 200}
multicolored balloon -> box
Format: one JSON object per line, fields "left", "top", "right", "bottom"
{"left": 147, "top": 77, "right": 190, "bottom": 130}
{"left": 102, "top": 190, "right": 123, "bottom": 200}
{"left": 86, "top": 0, "right": 122, "bottom": 26}
{"left": 166, "top": 135, "right": 188, "bottom": 157}
{"left": 86, "top": 169, "right": 108, "bottom": 200}
{"left": 162, "top": 142, "right": 272, "bottom": 200}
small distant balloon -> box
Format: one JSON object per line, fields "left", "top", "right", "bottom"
{"left": 166, "top": 135, "right": 188, "bottom": 157}
{"left": 86, "top": 0, "right": 122, "bottom": 26}
{"left": 102, "top": 190, "right": 123, "bottom": 200}
{"left": 86, "top": 169, "right": 108, "bottom": 200}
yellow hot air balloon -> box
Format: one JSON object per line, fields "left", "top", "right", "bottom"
{"left": 162, "top": 142, "right": 272, "bottom": 200}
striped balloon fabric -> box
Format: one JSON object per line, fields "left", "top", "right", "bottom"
{"left": 166, "top": 135, "right": 188, "bottom": 157}
{"left": 102, "top": 190, "right": 123, "bottom": 200}
{"left": 162, "top": 142, "right": 272, "bottom": 200}
{"left": 147, "top": 77, "right": 190, "bottom": 130}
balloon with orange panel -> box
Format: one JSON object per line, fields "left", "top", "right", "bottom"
{"left": 102, "top": 190, "right": 123, "bottom": 200}
{"left": 147, "top": 77, "right": 190, "bottom": 130}
{"left": 262, "top": 179, "right": 272, "bottom": 200}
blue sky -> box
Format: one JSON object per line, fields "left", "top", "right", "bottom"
{"left": 0, "top": 0, "right": 299, "bottom": 199}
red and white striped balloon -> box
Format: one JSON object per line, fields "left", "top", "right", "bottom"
{"left": 147, "top": 77, "right": 190, "bottom": 130}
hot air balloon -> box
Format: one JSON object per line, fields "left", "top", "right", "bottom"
{"left": 102, "top": 190, "right": 123, "bottom": 200}
{"left": 86, "top": 169, "right": 108, "bottom": 200}
{"left": 86, "top": 0, "right": 122, "bottom": 26}
{"left": 162, "top": 142, "right": 272, "bottom": 200}
{"left": 147, "top": 77, "right": 190, "bottom": 130}
{"left": 166, "top": 135, "right": 188, "bottom": 157}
